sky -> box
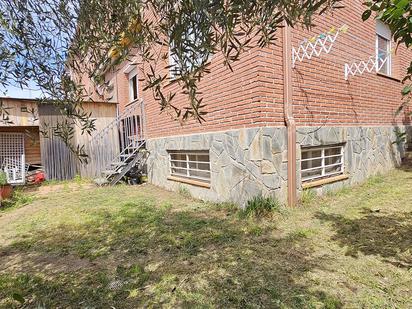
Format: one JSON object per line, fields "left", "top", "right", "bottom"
{"left": 0, "top": 84, "right": 43, "bottom": 99}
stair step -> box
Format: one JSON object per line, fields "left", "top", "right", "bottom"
{"left": 111, "top": 162, "right": 127, "bottom": 167}
{"left": 102, "top": 169, "right": 120, "bottom": 176}
{"left": 404, "top": 151, "right": 412, "bottom": 159}
{"left": 120, "top": 154, "right": 133, "bottom": 158}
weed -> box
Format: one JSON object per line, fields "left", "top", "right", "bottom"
{"left": 73, "top": 174, "right": 82, "bottom": 184}
{"left": 178, "top": 185, "right": 191, "bottom": 198}
{"left": 0, "top": 171, "right": 7, "bottom": 186}
{"left": 300, "top": 189, "right": 317, "bottom": 205}
{"left": 214, "top": 201, "right": 238, "bottom": 213}
{"left": 241, "top": 194, "right": 281, "bottom": 218}
{"left": 366, "top": 174, "right": 384, "bottom": 186}
{"left": 288, "top": 228, "right": 315, "bottom": 239}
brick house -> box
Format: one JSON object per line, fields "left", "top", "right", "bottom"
{"left": 89, "top": 2, "right": 411, "bottom": 206}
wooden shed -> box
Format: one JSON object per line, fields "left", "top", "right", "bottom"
{"left": 0, "top": 97, "right": 118, "bottom": 183}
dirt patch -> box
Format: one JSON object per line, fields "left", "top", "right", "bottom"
{"left": 0, "top": 250, "right": 97, "bottom": 275}
{"left": 24, "top": 182, "right": 95, "bottom": 197}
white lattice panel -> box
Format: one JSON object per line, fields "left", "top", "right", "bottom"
{"left": 0, "top": 133, "right": 26, "bottom": 184}
{"left": 344, "top": 52, "right": 390, "bottom": 80}
{"left": 292, "top": 25, "right": 349, "bottom": 67}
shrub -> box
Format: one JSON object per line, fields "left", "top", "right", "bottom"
{"left": 0, "top": 171, "right": 8, "bottom": 186}
{"left": 242, "top": 194, "right": 281, "bottom": 218}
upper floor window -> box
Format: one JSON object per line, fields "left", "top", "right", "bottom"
{"left": 169, "top": 37, "right": 204, "bottom": 79}
{"left": 376, "top": 20, "right": 392, "bottom": 76}
{"left": 168, "top": 17, "right": 210, "bottom": 79}
{"left": 128, "top": 68, "right": 138, "bottom": 102}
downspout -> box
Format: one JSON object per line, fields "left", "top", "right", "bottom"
{"left": 282, "top": 23, "right": 297, "bottom": 207}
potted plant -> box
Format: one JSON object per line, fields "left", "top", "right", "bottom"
{"left": 0, "top": 171, "right": 12, "bottom": 201}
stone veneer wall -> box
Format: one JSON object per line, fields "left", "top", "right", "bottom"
{"left": 146, "top": 125, "right": 409, "bottom": 206}
{"left": 296, "top": 126, "right": 408, "bottom": 195}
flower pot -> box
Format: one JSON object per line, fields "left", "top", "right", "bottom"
{"left": 0, "top": 185, "right": 13, "bottom": 200}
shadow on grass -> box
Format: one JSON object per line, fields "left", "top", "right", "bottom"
{"left": 316, "top": 209, "right": 412, "bottom": 269}
{"left": 0, "top": 201, "right": 342, "bottom": 308}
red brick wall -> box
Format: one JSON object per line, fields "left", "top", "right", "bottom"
{"left": 288, "top": 1, "right": 411, "bottom": 127}
{"left": 104, "top": 0, "right": 411, "bottom": 140}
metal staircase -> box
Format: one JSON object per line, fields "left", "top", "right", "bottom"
{"left": 102, "top": 139, "right": 147, "bottom": 185}
{"left": 85, "top": 99, "right": 147, "bottom": 185}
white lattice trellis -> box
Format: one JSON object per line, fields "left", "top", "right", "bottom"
{"left": 292, "top": 25, "right": 349, "bottom": 67}
{"left": 344, "top": 52, "right": 391, "bottom": 80}
{"left": 0, "top": 133, "right": 26, "bottom": 184}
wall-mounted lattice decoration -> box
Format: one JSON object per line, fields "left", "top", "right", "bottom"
{"left": 292, "top": 25, "right": 349, "bottom": 68}
{"left": 344, "top": 50, "right": 392, "bottom": 80}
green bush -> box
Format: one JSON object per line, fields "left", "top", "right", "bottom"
{"left": 0, "top": 171, "right": 8, "bottom": 186}
{"left": 0, "top": 189, "right": 33, "bottom": 210}
{"left": 242, "top": 194, "right": 281, "bottom": 218}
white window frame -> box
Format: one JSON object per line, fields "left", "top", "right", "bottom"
{"left": 376, "top": 20, "right": 392, "bottom": 76}
{"left": 169, "top": 22, "right": 206, "bottom": 79}
{"left": 169, "top": 150, "right": 211, "bottom": 183}
{"left": 128, "top": 68, "right": 139, "bottom": 102}
{"left": 301, "top": 144, "right": 344, "bottom": 183}
{"left": 169, "top": 46, "right": 179, "bottom": 79}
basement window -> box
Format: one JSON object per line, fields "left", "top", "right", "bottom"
{"left": 301, "top": 145, "right": 344, "bottom": 183}
{"left": 168, "top": 150, "right": 211, "bottom": 185}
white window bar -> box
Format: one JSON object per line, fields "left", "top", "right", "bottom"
{"left": 301, "top": 145, "right": 344, "bottom": 183}
{"left": 292, "top": 24, "right": 349, "bottom": 68}
{"left": 169, "top": 150, "right": 211, "bottom": 183}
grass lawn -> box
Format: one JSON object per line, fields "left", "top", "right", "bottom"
{"left": 0, "top": 167, "right": 411, "bottom": 308}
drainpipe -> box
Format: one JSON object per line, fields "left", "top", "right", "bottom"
{"left": 282, "top": 22, "right": 297, "bottom": 207}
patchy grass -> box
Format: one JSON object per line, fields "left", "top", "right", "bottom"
{"left": 0, "top": 169, "right": 411, "bottom": 308}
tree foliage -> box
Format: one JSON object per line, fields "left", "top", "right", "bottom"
{"left": 0, "top": 0, "right": 341, "bottom": 129}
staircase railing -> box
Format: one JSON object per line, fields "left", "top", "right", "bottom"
{"left": 80, "top": 98, "right": 146, "bottom": 178}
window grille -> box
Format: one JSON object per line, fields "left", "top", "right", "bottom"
{"left": 169, "top": 150, "right": 211, "bottom": 183}
{"left": 301, "top": 145, "right": 344, "bottom": 183}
